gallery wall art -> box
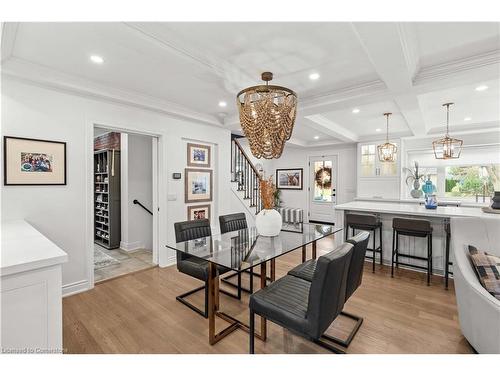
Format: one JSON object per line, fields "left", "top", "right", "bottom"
{"left": 187, "top": 142, "right": 211, "bottom": 168}
{"left": 276, "top": 168, "right": 303, "bottom": 190}
{"left": 4, "top": 136, "right": 67, "bottom": 185}
{"left": 185, "top": 168, "right": 213, "bottom": 203}
{"left": 187, "top": 204, "right": 211, "bottom": 221}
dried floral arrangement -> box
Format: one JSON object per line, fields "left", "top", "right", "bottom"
{"left": 260, "top": 176, "right": 277, "bottom": 209}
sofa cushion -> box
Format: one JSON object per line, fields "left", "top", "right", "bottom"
{"left": 469, "top": 245, "right": 500, "bottom": 301}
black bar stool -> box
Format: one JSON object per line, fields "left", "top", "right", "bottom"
{"left": 345, "top": 213, "right": 382, "bottom": 272}
{"left": 391, "top": 218, "right": 433, "bottom": 285}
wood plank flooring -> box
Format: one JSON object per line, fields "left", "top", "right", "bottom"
{"left": 63, "top": 235, "right": 474, "bottom": 354}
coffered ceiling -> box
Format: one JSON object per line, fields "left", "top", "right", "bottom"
{"left": 2, "top": 22, "right": 499, "bottom": 147}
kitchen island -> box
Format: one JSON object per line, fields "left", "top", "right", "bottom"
{"left": 334, "top": 201, "right": 497, "bottom": 286}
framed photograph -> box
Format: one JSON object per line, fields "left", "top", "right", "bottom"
{"left": 185, "top": 168, "right": 213, "bottom": 203}
{"left": 187, "top": 142, "right": 211, "bottom": 168}
{"left": 187, "top": 204, "right": 211, "bottom": 221}
{"left": 4, "top": 136, "right": 67, "bottom": 186}
{"left": 276, "top": 168, "right": 303, "bottom": 190}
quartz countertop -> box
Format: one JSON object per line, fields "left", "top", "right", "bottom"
{"left": 1, "top": 220, "right": 68, "bottom": 276}
{"left": 335, "top": 201, "right": 497, "bottom": 219}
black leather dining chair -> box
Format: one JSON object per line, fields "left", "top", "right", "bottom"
{"left": 249, "top": 242, "right": 354, "bottom": 353}
{"left": 288, "top": 231, "right": 370, "bottom": 349}
{"left": 174, "top": 219, "right": 239, "bottom": 318}
{"left": 219, "top": 213, "right": 256, "bottom": 297}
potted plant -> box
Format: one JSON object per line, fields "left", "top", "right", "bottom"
{"left": 403, "top": 161, "right": 426, "bottom": 198}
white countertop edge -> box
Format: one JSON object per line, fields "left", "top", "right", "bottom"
{"left": 1, "top": 220, "right": 68, "bottom": 277}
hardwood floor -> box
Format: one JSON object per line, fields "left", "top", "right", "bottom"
{"left": 63, "top": 235, "right": 474, "bottom": 354}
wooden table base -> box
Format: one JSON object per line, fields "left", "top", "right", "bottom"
{"left": 208, "top": 261, "right": 274, "bottom": 345}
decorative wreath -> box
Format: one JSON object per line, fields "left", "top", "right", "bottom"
{"left": 315, "top": 167, "right": 332, "bottom": 189}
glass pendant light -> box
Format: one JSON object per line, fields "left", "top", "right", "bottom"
{"left": 377, "top": 112, "right": 397, "bottom": 162}
{"left": 432, "top": 103, "right": 463, "bottom": 159}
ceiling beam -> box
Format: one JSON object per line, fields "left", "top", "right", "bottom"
{"left": 304, "top": 115, "right": 359, "bottom": 142}
{"left": 352, "top": 22, "right": 427, "bottom": 136}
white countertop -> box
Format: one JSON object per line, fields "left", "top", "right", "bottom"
{"left": 335, "top": 201, "right": 497, "bottom": 219}
{"left": 354, "top": 197, "right": 489, "bottom": 208}
{"left": 1, "top": 220, "right": 68, "bottom": 276}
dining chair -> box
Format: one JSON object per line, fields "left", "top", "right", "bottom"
{"left": 219, "top": 213, "right": 256, "bottom": 297}
{"left": 288, "top": 231, "right": 370, "bottom": 349}
{"left": 174, "top": 219, "right": 240, "bottom": 318}
{"left": 249, "top": 242, "right": 354, "bottom": 353}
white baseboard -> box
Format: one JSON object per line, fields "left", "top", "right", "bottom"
{"left": 62, "top": 279, "right": 90, "bottom": 297}
{"left": 119, "top": 240, "right": 144, "bottom": 252}
{"left": 159, "top": 255, "right": 176, "bottom": 268}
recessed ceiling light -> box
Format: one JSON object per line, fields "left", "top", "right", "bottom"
{"left": 475, "top": 85, "right": 488, "bottom": 91}
{"left": 314, "top": 135, "right": 319, "bottom": 140}
{"left": 90, "top": 55, "right": 104, "bottom": 64}
{"left": 375, "top": 128, "right": 382, "bottom": 132}
{"left": 352, "top": 108, "right": 360, "bottom": 114}
{"left": 218, "top": 101, "right": 227, "bottom": 108}
{"left": 309, "top": 73, "right": 320, "bottom": 81}
{"left": 464, "top": 117, "right": 472, "bottom": 121}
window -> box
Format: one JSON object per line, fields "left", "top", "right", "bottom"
{"left": 444, "top": 165, "right": 500, "bottom": 200}
{"left": 360, "top": 145, "right": 375, "bottom": 176}
{"left": 313, "top": 160, "right": 333, "bottom": 202}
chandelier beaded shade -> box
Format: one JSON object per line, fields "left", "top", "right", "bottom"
{"left": 377, "top": 112, "right": 398, "bottom": 162}
{"left": 432, "top": 103, "right": 463, "bottom": 159}
{"left": 237, "top": 72, "right": 297, "bottom": 159}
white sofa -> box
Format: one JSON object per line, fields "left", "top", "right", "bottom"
{"left": 451, "top": 216, "right": 500, "bottom": 353}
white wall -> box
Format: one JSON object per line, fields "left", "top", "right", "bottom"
{"left": 267, "top": 142, "right": 357, "bottom": 221}
{"left": 1, "top": 77, "right": 233, "bottom": 295}
{"left": 120, "top": 133, "right": 153, "bottom": 251}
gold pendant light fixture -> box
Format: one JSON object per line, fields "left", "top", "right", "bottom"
{"left": 432, "top": 102, "right": 463, "bottom": 159}
{"left": 377, "top": 112, "right": 398, "bottom": 162}
{"left": 237, "top": 72, "right": 297, "bottom": 159}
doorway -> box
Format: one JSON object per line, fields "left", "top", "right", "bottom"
{"left": 92, "top": 127, "right": 159, "bottom": 282}
{"left": 309, "top": 155, "right": 338, "bottom": 224}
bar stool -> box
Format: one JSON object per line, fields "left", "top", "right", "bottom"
{"left": 345, "top": 213, "right": 383, "bottom": 272}
{"left": 391, "top": 218, "right": 433, "bottom": 285}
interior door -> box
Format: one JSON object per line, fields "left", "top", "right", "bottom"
{"left": 309, "top": 155, "right": 338, "bottom": 224}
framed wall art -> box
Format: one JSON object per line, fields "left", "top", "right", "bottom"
{"left": 187, "top": 204, "right": 211, "bottom": 221}
{"left": 276, "top": 168, "right": 303, "bottom": 190}
{"left": 185, "top": 168, "right": 213, "bottom": 203}
{"left": 187, "top": 142, "right": 211, "bottom": 168}
{"left": 4, "top": 136, "right": 67, "bottom": 186}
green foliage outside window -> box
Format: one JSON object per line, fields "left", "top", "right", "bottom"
{"left": 445, "top": 165, "right": 500, "bottom": 197}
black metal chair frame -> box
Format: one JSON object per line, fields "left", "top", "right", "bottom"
{"left": 345, "top": 222, "right": 382, "bottom": 273}
{"left": 391, "top": 227, "right": 433, "bottom": 285}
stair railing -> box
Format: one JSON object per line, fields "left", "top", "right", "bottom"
{"left": 231, "top": 138, "right": 263, "bottom": 214}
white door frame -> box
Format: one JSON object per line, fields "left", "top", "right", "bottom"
{"left": 308, "top": 153, "right": 339, "bottom": 224}
{"left": 86, "top": 121, "right": 161, "bottom": 289}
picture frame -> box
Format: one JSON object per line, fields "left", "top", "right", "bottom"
{"left": 276, "top": 168, "right": 303, "bottom": 190}
{"left": 4, "top": 136, "right": 67, "bottom": 186}
{"left": 187, "top": 142, "right": 211, "bottom": 168}
{"left": 185, "top": 168, "right": 213, "bottom": 203}
{"left": 187, "top": 204, "right": 211, "bottom": 221}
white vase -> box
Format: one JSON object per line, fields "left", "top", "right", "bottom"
{"left": 255, "top": 209, "right": 282, "bottom": 237}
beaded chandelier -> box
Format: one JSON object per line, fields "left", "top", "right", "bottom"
{"left": 377, "top": 112, "right": 398, "bottom": 162}
{"left": 237, "top": 72, "right": 297, "bottom": 159}
{"left": 432, "top": 103, "right": 463, "bottom": 159}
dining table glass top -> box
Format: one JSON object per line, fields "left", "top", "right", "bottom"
{"left": 166, "top": 223, "right": 341, "bottom": 271}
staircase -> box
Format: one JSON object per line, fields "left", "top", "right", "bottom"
{"left": 230, "top": 138, "right": 262, "bottom": 217}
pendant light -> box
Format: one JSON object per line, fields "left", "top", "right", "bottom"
{"left": 377, "top": 112, "right": 397, "bottom": 162}
{"left": 237, "top": 72, "right": 297, "bottom": 159}
{"left": 432, "top": 103, "right": 463, "bottom": 159}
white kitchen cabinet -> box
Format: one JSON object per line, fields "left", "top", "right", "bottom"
{"left": 357, "top": 141, "right": 401, "bottom": 199}
{"left": 1, "top": 221, "right": 67, "bottom": 354}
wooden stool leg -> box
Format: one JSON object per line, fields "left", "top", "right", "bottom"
{"left": 379, "top": 225, "right": 383, "bottom": 265}
{"left": 372, "top": 229, "right": 376, "bottom": 273}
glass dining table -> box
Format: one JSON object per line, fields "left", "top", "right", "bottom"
{"left": 166, "top": 222, "right": 342, "bottom": 345}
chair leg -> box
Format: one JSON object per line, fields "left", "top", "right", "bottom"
{"left": 345, "top": 225, "right": 348, "bottom": 241}
{"left": 250, "top": 267, "right": 254, "bottom": 294}
{"left": 395, "top": 233, "right": 399, "bottom": 269}
{"left": 249, "top": 310, "right": 255, "bottom": 354}
{"left": 237, "top": 271, "right": 242, "bottom": 300}
{"left": 176, "top": 284, "right": 208, "bottom": 318}
{"left": 321, "top": 311, "right": 363, "bottom": 349}
{"left": 445, "top": 229, "right": 450, "bottom": 289}
{"left": 379, "top": 225, "right": 383, "bottom": 265}
{"left": 427, "top": 233, "right": 432, "bottom": 286}
{"left": 372, "top": 229, "right": 376, "bottom": 273}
